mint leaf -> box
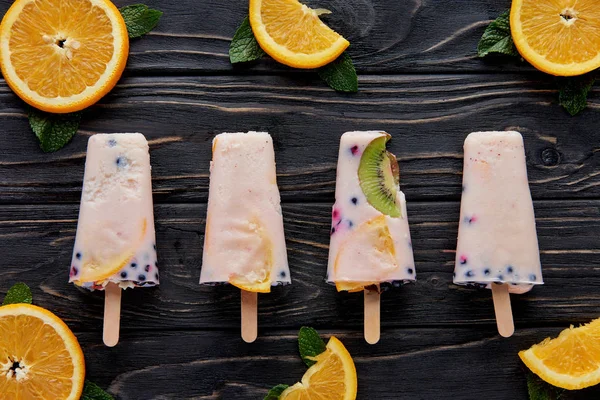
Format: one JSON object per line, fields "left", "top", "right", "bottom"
{"left": 81, "top": 380, "right": 114, "bottom": 400}
{"left": 263, "top": 384, "right": 289, "bottom": 400}
{"left": 2, "top": 283, "right": 32, "bottom": 306}
{"left": 526, "top": 372, "right": 564, "bottom": 400}
{"left": 298, "top": 327, "right": 327, "bottom": 367}
{"left": 120, "top": 4, "right": 163, "bottom": 39}
{"left": 230, "top": 16, "right": 265, "bottom": 64}
{"left": 28, "top": 108, "right": 82, "bottom": 152}
{"left": 318, "top": 52, "right": 358, "bottom": 93}
{"left": 557, "top": 74, "right": 596, "bottom": 116}
{"left": 478, "top": 11, "right": 519, "bottom": 58}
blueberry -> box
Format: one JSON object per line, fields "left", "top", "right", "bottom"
{"left": 108, "top": 139, "right": 117, "bottom": 147}
{"left": 331, "top": 227, "right": 336, "bottom": 234}
{"left": 120, "top": 271, "right": 127, "bottom": 279}
{"left": 497, "top": 275, "right": 504, "bottom": 281}
{"left": 348, "top": 221, "right": 353, "bottom": 228}
{"left": 145, "top": 264, "right": 151, "bottom": 272}
{"left": 351, "top": 197, "right": 358, "bottom": 205}
{"left": 116, "top": 156, "right": 128, "bottom": 167}
{"left": 529, "top": 274, "right": 537, "bottom": 281}
{"left": 138, "top": 274, "right": 146, "bottom": 281}
{"left": 75, "top": 252, "right": 82, "bottom": 260}
{"left": 459, "top": 255, "right": 468, "bottom": 265}
{"left": 506, "top": 265, "right": 514, "bottom": 273}
{"left": 280, "top": 271, "right": 286, "bottom": 278}
{"left": 465, "top": 270, "right": 474, "bottom": 278}
{"left": 131, "top": 262, "right": 137, "bottom": 268}
{"left": 484, "top": 268, "right": 491, "bottom": 276}
{"left": 155, "top": 272, "right": 159, "bottom": 280}
{"left": 407, "top": 267, "right": 414, "bottom": 275}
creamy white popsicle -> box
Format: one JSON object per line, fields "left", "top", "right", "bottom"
{"left": 69, "top": 133, "right": 158, "bottom": 290}
{"left": 327, "top": 131, "right": 415, "bottom": 291}
{"left": 200, "top": 132, "right": 290, "bottom": 292}
{"left": 454, "top": 131, "right": 542, "bottom": 294}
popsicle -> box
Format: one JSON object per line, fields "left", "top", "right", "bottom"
{"left": 69, "top": 133, "right": 158, "bottom": 346}
{"left": 200, "top": 131, "right": 290, "bottom": 342}
{"left": 327, "top": 131, "right": 415, "bottom": 343}
{"left": 454, "top": 131, "right": 542, "bottom": 337}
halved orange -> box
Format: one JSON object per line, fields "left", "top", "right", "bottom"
{"left": 0, "top": 0, "right": 129, "bottom": 113}
{"left": 249, "top": 0, "right": 349, "bottom": 69}
{"left": 0, "top": 304, "right": 85, "bottom": 399}
{"left": 519, "top": 317, "right": 600, "bottom": 389}
{"left": 279, "top": 336, "right": 357, "bottom": 400}
{"left": 510, "top": 0, "right": 600, "bottom": 76}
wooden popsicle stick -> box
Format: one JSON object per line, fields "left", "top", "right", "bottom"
{"left": 364, "top": 285, "right": 381, "bottom": 344}
{"left": 103, "top": 282, "right": 122, "bottom": 347}
{"left": 241, "top": 290, "right": 258, "bottom": 343}
{"left": 491, "top": 283, "right": 515, "bottom": 338}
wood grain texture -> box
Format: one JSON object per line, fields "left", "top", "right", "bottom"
{"left": 0, "top": 0, "right": 535, "bottom": 74}
{"left": 0, "top": 75, "right": 598, "bottom": 204}
{"left": 78, "top": 328, "right": 600, "bottom": 399}
{"left": 0, "top": 201, "right": 598, "bottom": 333}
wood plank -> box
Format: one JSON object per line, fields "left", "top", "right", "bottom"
{"left": 0, "top": 75, "right": 598, "bottom": 204}
{"left": 78, "top": 328, "right": 600, "bottom": 399}
{"left": 0, "top": 201, "right": 598, "bottom": 332}
{"left": 0, "top": 0, "right": 534, "bottom": 74}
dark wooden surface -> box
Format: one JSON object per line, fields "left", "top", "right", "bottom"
{"left": 0, "top": 0, "right": 599, "bottom": 399}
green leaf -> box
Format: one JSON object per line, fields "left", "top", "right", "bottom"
{"left": 477, "top": 11, "right": 519, "bottom": 58}
{"left": 2, "top": 283, "right": 32, "bottom": 306}
{"left": 263, "top": 384, "right": 289, "bottom": 400}
{"left": 119, "top": 4, "right": 163, "bottom": 39}
{"left": 81, "top": 380, "right": 114, "bottom": 400}
{"left": 28, "top": 108, "right": 82, "bottom": 152}
{"left": 557, "top": 74, "right": 596, "bottom": 116}
{"left": 317, "top": 52, "right": 358, "bottom": 93}
{"left": 229, "top": 16, "right": 265, "bottom": 64}
{"left": 298, "top": 326, "right": 327, "bottom": 367}
{"left": 526, "top": 372, "right": 564, "bottom": 400}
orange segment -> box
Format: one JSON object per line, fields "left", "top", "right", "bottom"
{"left": 0, "top": 304, "right": 85, "bottom": 400}
{"left": 334, "top": 216, "right": 398, "bottom": 292}
{"left": 280, "top": 336, "right": 357, "bottom": 400}
{"left": 249, "top": 0, "right": 349, "bottom": 69}
{"left": 0, "top": 0, "right": 129, "bottom": 113}
{"left": 519, "top": 317, "right": 600, "bottom": 389}
{"left": 510, "top": 0, "right": 600, "bottom": 76}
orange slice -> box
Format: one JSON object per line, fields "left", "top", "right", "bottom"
{"left": 224, "top": 218, "right": 273, "bottom": 293}
{"left": 0, "top": 304, "right": 85, "bottom": 399}
{"left": 279, "top": 336, "right": 357, "bottom": 400}
{"left": 249, "top": 0, "right": 349, "bottom": 69}
{"left": 519, "top": 317, "right": 600, "bottom": 389}
{"left": 0, "top": 0, "right": 129, "bottom": 113}
{"left": 334, "top": 215, "right": 398, "bottom": 292}
{"left": 510, "top": 0, "right": 600, "bottom": 76}
{"left": 73, "top": 218, "right": 147, "bottom": 285}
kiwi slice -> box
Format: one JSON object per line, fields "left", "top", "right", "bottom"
{"left": 358, "top": 134, "right": 402, "bottom": 217}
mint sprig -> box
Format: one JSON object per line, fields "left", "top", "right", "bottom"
{"left": 557, "top": 74, "right": 596, "bottom": 116}
{"left": 526, "top": 372, "right": 564, "bottom": 400}
{"left": 2, "top": 282, "right": 32, "bottom": 305}
{"left": 230, "top": 16, "right": 265, "bottom": 64}
{"left": 477, "top": 11, "right": 518, "bottom": 58}
{"left": 318, "top": 52, "right": 358, "bottom": 93}
{"left": 119, "top": 4, "right": 163, "bottom": 39}
{"left": 229, "top": 15, "right": 358, "bottom": 92}
{"left": 263, "top": 384, "right": 289, "bottom": 400}
{"left": 28, "top": 108, "right": 82, "bottom": 153}
{"left": 81, "top": 380, "right": 114, "bottom": 400}
{"left": 298, "top": 326, "right": 327, "bottom": 367}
